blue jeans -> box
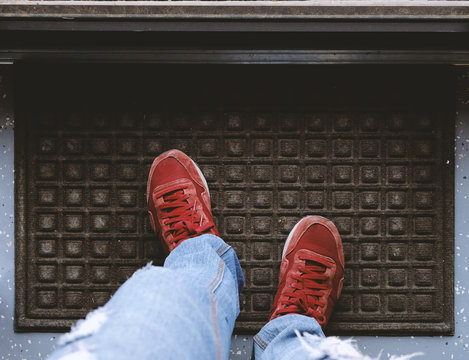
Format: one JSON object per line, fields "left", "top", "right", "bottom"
{"left": 49, "top": 235, "right": 327, "bottom": 360}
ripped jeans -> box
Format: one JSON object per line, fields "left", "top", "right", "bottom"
{"left": 48, "top": 235, "right": 370, "bottom": 360}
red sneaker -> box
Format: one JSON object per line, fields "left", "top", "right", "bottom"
{"left": 147, "top": 149, "right": 219, "bottom": 254}
{"left": 269, "top": 216, "right": 344, "bottom": 329}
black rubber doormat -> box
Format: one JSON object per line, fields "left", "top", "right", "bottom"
{"left": 15, "top": 65, "right": 454, "bottom": 335}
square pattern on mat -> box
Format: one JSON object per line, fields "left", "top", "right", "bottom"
{"left": 15, "top": 67, "right": 454, "bottom": 335}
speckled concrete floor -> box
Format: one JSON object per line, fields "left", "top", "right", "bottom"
{"left": 1, "top": 70, "right": 469, "bottom": 360}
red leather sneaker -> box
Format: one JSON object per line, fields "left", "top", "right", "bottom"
{"left": 269, "top": 216, "right": 344, "bottom": 329}
{"left": 147, "top": 149, "right": 219, "bottom": 254}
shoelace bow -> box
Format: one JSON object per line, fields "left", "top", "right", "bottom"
{"left": 157, "top": 186, "right": 214, "bottom": 245}
{"left": 276, "top": 257, "right": 330, "bottom": 324}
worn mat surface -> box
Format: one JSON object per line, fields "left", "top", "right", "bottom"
{"left": 15, "top": 65, "right": 454, "bottom": 334}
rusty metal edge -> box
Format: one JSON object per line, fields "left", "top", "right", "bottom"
{"left": 3, "top": 50, "right": 469, "bottom": 65}
{"left": 12, "top": 64, "right": 28, "bottom": 332}
{"left": 442, "top": 71, "right": 456, "bottom": 336}
{"left": 15, "top": 319, "right": 75, "bottom": 333}
{"left": 14, "top": 320, "right": 454, "bottom": 335}
{"left": 235, "top": 322, "right": 453, "bottom": 336}
{"left": 2, "top": 19, "right": 469, "bottom": 32}
{"left": 1, "top": 4, "right": 469, "bottom": 20}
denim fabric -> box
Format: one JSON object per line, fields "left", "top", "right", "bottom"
{"left": 254, "top": 314, "right": 325, "bottom": 360}
{"left": 49, "top": 235, "right": 244, "bottom": 360}
{"left": 48, "top": 234, "right": 326, "bottom": 360}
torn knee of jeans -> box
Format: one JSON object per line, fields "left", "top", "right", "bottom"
{"left": 58, "top": 307, "right": 109, "bottom": 346}
{"left": 295, "top": 330, "right": 423, "bottom": 360}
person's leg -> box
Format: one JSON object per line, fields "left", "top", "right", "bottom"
{"left": 254, "top": 316, "right": 423, "bottom": 360}
{"left": 50, "top": 149, "right": 244, "bottom": 360}
{"left": 253, "top": 216, "right": 423, "bottom": 360}
{"left": 50, "top": 234, "right": 244, "bottom": 360}
{"left": 254, "top": 314, "right": 325, "bottom": 359}
{"left": 254, "top": 216, "right": 344, "bottom": 360}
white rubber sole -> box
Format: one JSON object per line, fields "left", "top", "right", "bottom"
{"left": 192, "top": 157, "right": 210, "bottom": 197}
{"left": 282, "top": 218, "right": 303, "bottom": 259}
